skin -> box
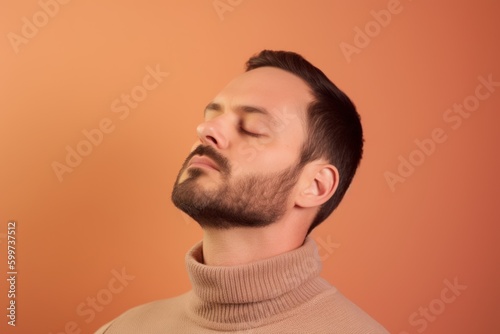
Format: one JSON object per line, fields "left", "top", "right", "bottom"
{"left": 177, "top": 67, "right": 339, "bottom": 266}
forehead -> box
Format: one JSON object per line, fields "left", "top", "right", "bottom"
{"left": 212, "top": 67, "right": 313, "bottom": 124}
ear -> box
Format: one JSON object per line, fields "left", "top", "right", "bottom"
{"left": 295, "top": 163, "right": 339, "bottom": 208}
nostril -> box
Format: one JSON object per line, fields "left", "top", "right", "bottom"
{"left": 207, "top": 135, "right": 218, "bottom": 145}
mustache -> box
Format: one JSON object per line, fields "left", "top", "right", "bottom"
{"left": 185, "top": 145, "right": 230, "bottom": 174}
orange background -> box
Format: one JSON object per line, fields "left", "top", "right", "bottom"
{"left": 1, "top": 1, "right": 499, "bottom": 333}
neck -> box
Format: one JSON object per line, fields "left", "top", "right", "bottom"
{"left": 201, "top": 218, "right": 308, "bottom": 266}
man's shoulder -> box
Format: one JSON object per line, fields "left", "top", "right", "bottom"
{"left": 94, "top": 292, "right": 190, "bottom": 334}
{"left": 294, "top": 284, "right": 389, "bottom": 334}
{"left": 118, "top": 292, "right": 189, "bottom": 317}
{"left": 93, "top": 284, "right": 390, "bottom": 334}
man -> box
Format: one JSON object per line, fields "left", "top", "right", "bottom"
{"left": 96, "top": 50, "right": 389, "bottom": 333}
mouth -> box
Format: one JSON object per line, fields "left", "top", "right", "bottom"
{"left": 188, "top": 155, "right": 220, "bottom": 172}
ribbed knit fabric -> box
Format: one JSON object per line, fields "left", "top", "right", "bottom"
{"left": 95, "top": 238, "right": 389, "bottom": 333}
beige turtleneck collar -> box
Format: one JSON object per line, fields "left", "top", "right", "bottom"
{"left": 184, "top": 237, "right": 332, "bottom": 328}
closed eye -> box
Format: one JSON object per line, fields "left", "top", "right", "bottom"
{"left": 239, "top": 127, "right": 262, "bottom": 138}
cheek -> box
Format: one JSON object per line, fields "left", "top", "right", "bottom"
{"left": 252, "top": 149, "right": 300, "bottom": 173}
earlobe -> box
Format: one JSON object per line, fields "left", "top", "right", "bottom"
{"left": 296, "top": 164, "right": 339, "bottom": 208}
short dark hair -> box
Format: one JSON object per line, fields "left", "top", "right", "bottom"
{"left": 245, "top": 50, "right": 364, "bottom": 233}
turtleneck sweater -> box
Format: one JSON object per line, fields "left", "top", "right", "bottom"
{"left": 95, "top": 237, "right": 389, "bottom": 333}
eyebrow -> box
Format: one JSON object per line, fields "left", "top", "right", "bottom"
{"left": 204, "top": 102, "right": 271, "bottom": 118}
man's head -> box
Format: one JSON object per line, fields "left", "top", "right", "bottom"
{"left": 172, "top": 50, "right": 363, "bottom": 233}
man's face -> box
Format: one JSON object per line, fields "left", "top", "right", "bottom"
{"left": 171, "top": 67, "right": 313, "bottom": 228}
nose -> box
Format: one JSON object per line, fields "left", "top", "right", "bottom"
{"left": 196, "top": 118, "right": 229, "bottom": 149}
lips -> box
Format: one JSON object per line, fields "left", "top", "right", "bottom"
{"left": 188, "top": 155, "right": 220, "bottom": 171}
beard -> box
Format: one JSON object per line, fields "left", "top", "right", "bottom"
{"left": 171, "top": 145, "right": 302, "bottom": 229}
